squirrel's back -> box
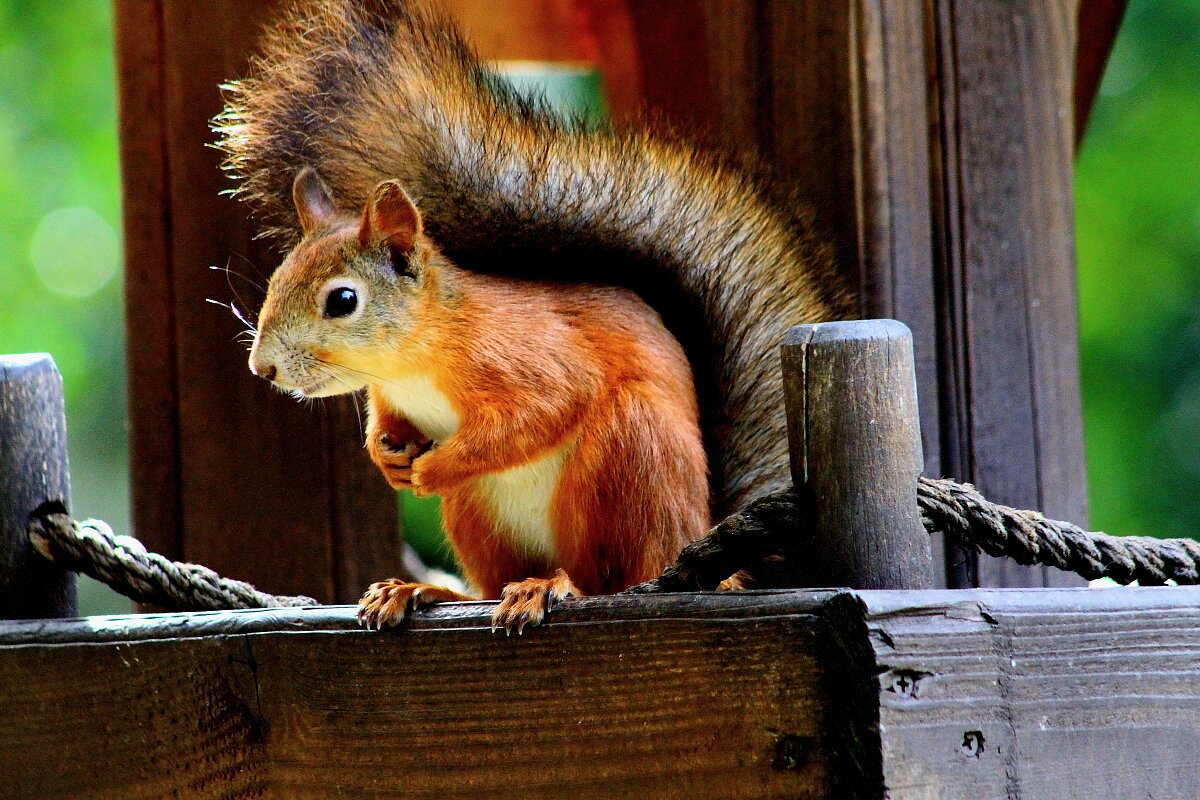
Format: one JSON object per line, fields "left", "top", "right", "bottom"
{"left": 216, "top": 0, "right": 855, "bottom": 519}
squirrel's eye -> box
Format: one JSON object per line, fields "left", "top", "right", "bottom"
{"left": 323, "top": 287, "right": 358, "bottom": 318}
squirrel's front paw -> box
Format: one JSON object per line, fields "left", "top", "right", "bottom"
{"left": 369, "top": 433, "right": 432, "bottom": 491}
{"left": 490, "top": 569, "right": 581, "bottom": 635}
{"left": 358, "top": 579, "right": 470, "bottom": 629}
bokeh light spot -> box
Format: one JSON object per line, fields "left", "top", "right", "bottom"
{"left": 29, "top": 206, "right": 119, "bottom": 298}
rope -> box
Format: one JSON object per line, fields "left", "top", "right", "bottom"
{"left": 28, "top": 513, "right": 315, "bottom": 610}
{"left": 625, "top": 487, "right": 809, "bottom": 594}
{"left": 917, "top": 477, "right": 1200, "bottom": 586}
{"left": 630, "top": 477, "right": 1200, "bottom": 593}
{"left": 25, "top": 476, "right": 1200, "bottom": 612}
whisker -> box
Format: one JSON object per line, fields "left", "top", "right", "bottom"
{"left": 207, "top": 297, "right": 259, "bottom": 332}
{"left": 229, "top": 301, "right": 256, "bottom": 330}
{"left": 226, "top": 249, "right": 271, "bottom": 285}
{"left": 209, "top": 258, "right": 268, "bottom": 339}
{"left": 314, "top": 357, "right": 411, "bottom": 391}
{"left": 210, "top": 260, "right": 266, "bottom": 293}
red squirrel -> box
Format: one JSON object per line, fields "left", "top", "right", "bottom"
{"left": 222, "top": 0, "right": 853, "bottom": 629}
{"left": 249, "top": 169, "right": 707, "bottom": 630}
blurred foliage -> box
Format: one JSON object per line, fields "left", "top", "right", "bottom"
{"left": 0, "top": 0, "right": 1194, "bottom": 619}
{"left": 0, "top": 0, "right": 129, "bottom": 614}
{"left": 1076, "top": 0, "right": 1200, "bottom": 540}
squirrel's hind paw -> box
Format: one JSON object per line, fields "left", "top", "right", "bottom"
{"left": 358, "top": 579, "right": 470, "bottom": 629}
{"left": 490, "top": 569, "right": 581, "bottom": 635}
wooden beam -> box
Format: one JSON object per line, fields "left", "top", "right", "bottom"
{"left": 627, "top": 1, "right": 1127, "bottom": 590}
{"left": 0, "top": 355, "right": 74, "bottom": 618}
{"left": 867, "top": 587, "right": 1200, "bottom": 798}
{"left": 116, "top": 0, "right": 403, "bottom": 604}
{"left": 115, "top": 0, "right": 180, "bottom": 563}
{"left": 0, "top": 592, "right": 881, "bottom": 799}
{"left": 927, "top": 0, "right": 1087, "bottom": 587}
{"left": 6, "top": 587, "right": 1200, "bottom": 797}
{"left": 1075, "top": 0, "right": 1127, "bottom": 147}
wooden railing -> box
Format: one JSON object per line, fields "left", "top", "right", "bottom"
{"left": 5, "top": 324, "right": 1200, "bottom": 799}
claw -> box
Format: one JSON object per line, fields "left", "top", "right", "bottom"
{"left": 357, "top": 579, "right": 474, "bottom": 630}
{"left": 490, "top": 569, "right": 581, "bottom": 635}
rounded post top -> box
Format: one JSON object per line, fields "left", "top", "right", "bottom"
{"left": 784, "top": 319, "right": 912, "bottom": 347}
{"left": 0, "top": 354, "right": 59, "bottom": 382}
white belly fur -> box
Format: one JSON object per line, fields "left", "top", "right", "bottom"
{"left": 377, "top": 374, "right": 460, "bottom": 442}
{"left": 378, "top": 375, "right": 567, "bottom": 561}
{"left": 475, "top": 445, "right": 570, "bottom": 562}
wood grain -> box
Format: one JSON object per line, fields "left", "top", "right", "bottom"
{"left": 0, "top": 592, "right": 876, "bottom": 799}
{"left": 782, "top": 321, "right": 933, "bottom": 590}
{"left": 6, "top": 588, "right": 1200, "bottom": 798}
{"left": 0, "top": 355, "right": 75, "bottom": 618}
{"left": 927, "top": 0, "right": 1087, "bottom": 588}
{"left": 117, "top": 1, "right": 402, "bottom": 604}
{"left": 867, "top": 587, "right": 1200, "bottom": 799}
{"left": 115, "top": 0, "right": 179, "bottom": 562}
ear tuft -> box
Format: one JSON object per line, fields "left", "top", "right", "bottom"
{"left": 359, "top": 180, "right": 423, "bottom": 256}
{"left": 293, "top": 167, "right": 336, "bottom": 234}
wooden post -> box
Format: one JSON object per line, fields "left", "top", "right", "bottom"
{"left": 928, "top": 0, "right": 1086, "bottom": 587}
{"left": 0, "top": 354, "right": 75, "bottom": 619}
{"left": 782, "top": 320, "right": 933, "bottom": 590}
{"left": 115, "top": 0, "right": 403, "bottom": 604}
{"left": 621, "top": 1, "right": 1089, "bottom": 589}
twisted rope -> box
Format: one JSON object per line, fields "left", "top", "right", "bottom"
{"left": 625, "top": 487, "right": 808, "bottom": 594}
{"left": 630, "top": 477, "right": 1200, "bottom": 593}
{"left": 917, "top": 477, "right": 1200, "bottom": 586}
{"left": 28, "top": 513, "right": 315, "bottom": 610}
{"left": 27, "top": 476, "right": 1200, "bottom": 612}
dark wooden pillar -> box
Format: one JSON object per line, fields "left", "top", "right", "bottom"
{"left": 926, "top": 0, "right": 1086, "bottom": 586}
{"left": 626, "top": 0, "right": 1088, "bottom": 588}
{"left": 116, "top": 0, "right": 401, "bottom": 603}
{"left": 0, "top": 355, "right": 75, "bottom": 618}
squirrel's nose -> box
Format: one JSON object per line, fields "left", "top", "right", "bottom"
{"left": 251, "top": 360, "right": 278, "bottom": 382}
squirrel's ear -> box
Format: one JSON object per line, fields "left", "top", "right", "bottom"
{"left": 293, "top": 167, "right": 336, "bottom": 234}
{"left": 359, "top": 180, "right": 423, "bottom": 255}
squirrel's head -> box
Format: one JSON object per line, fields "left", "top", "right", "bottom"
{"left": 248, "top": 168, "right": 445, "bottom": 398}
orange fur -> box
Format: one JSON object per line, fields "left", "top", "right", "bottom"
{"left": 220, "top": 0, "right": 854, "bottom": 522}
{"left": 373, "top": 271, "right": 707, "bottom": 599}
{"left": 250, "top": 175, "right": 708, "bottom": 631}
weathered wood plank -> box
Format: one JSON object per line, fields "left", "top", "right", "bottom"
{"left": 0, "top": 355, "right": 74, "bottom": 618}
{"left": 782, "top": 321, "right": 933, "bottom": 590}
{"left": 927, "top": 0, "right": 1087, "bottom": 588}
{"left": 0, "top": 592, "right": 879, "bottom": 799}
{"left": 867, "top": 587, "right": 1200, "bottom": 799}
{"left": 7, "top": 588, "right": 1200, "bottom": 798}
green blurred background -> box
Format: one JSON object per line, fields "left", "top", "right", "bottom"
{"left": 0, "top": 1, "right": 1196, "bottom": 614}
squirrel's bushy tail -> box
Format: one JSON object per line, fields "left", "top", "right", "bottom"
{"left": 216, "top": 0, "right": 853, "bottom": 518}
